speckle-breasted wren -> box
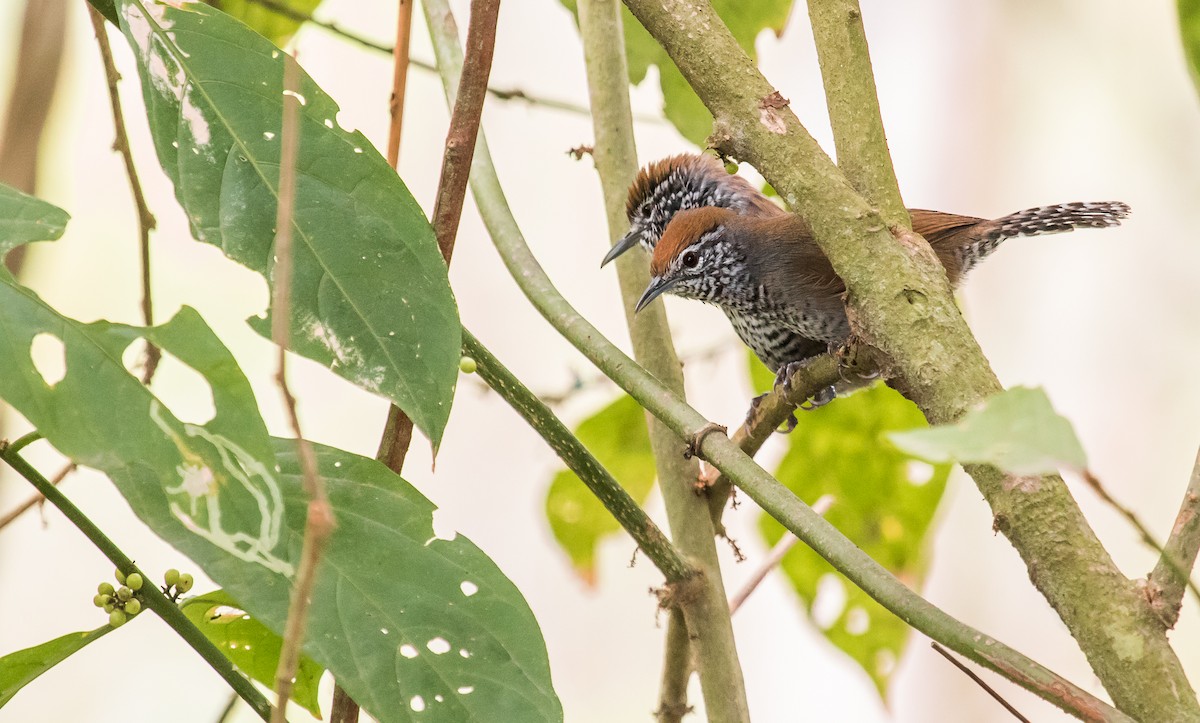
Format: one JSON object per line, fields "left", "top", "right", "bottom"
{"left": 604, "top": 153, "right": 1130, "bottom": 378}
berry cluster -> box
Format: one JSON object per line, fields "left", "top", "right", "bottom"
{"left": 162, "top": 567, "right": 194, "bottom": 601}
{"left": 92, "top": 568, "right": 144, "bottom": 628}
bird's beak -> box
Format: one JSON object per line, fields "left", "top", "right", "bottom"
{"left": 601, "top": 231, "right": 641, "bottom": 267}
{"left": 635, "top": 275, "right": 676, "bottom": 313}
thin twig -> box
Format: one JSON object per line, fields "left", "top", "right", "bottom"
{"left": 728, "top": 495, "right": 833, "bottom": 615}
{"left": 431, "top": 0, "right": 500, "bottom": 264}
{"left": 1150, "top": 446, "right": 1200, "bottom": 627}
{"left": 1081, "top": 469, "right": 1200, "bottom": 622}
{"left": 374, "top": 0, "right": 418, "bottom": 476}
{"left": 0, "top": 447, "right": 275, "bottom": 721}
{"left": 931, "top": 642, "right": 1030, "bottom": 723}
{"left": 270, "top": 52, "right": 334, "bottom": 723}
{"left": 237, "top": 0, "right": 615, "bottom": 120}
{"left": 87, "top": 6, "right": 160, "bottom": 383}
{"left": 0, "top": 460, "right": 76, "bottom": 530}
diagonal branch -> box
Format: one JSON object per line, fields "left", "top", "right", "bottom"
{"left": 1148, "top": 446, "right": 1200, "bottom": 627}
{"left": 618, "top": 1, "right": 1197, "bottom": 718}
{"left": 463, "top": 329, "right": 697, "bottom": 583}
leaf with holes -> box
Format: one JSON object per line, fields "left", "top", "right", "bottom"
{"left": 0, "top": 184, "right": 69, "bottom": 255}
{"left": 559, "top": 0, "right": 795, "bottom": 144}
{"left": 181, "top": 590, "right": 323, "bottom": 718}
{"left": 0, "top": 627, "right": 112, "bottom": 709}
{"left": 545, "top": 395, "right": 655, "bottom": 584}
{"left": 198, "top": 0, "right": 324, "bottom": 46}
{"left": 0, "top": 276, "right": 560, "bottom": 721}
{"left": 750, "top": 355, "right": 951, "bottom": 696}
{"left": 122, "top": 439, "right": 561, "bottom": 723}
{"left": 887, "top": 386, "right": 1087, "bottom": 475}
{"left": 114, "top": 0, "right": 458, "bottom": 445}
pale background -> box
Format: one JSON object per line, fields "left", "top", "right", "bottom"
{"left": 1, "top": 0, "right": 1198, "bottom": 721}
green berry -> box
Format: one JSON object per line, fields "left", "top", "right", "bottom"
{"left": 124, "top": 599, "right": 141, "bottom": 615}
{"left": 109, "top": 609, "right": 127, "bottom": 627}
{"left": 97, "top": 582, "right": 115, "bottom": 596}
{"left": 126, "top": 573, "right": 143, "bottom": 591}
{"left": 92, "top": 594, "right": 110, "bottom": 608}
{"left": 103, "top": 602, "right": 116, "bottom": 613}
{"left": 164, "top": 568, "right": 181, "bottom": 587}
{"left": 177, "top": 574, "right": 194, "bottom": 593}
{"left": 458, "top": 356, "right": 477, "bottom": 374}
{"left": 114, "top": 568, "right": 126, "bottom": 585}
{"left": 116, "top": 586, "right": 133, "bottom": 602}
{"left": 724, "top": 160, "right": 738, "bottom": 174}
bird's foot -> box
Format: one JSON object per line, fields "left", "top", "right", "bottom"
{"left": 834, "top": 337, "right": 881, "bottom": 383}
{"left": 744, "top": 391, "right": 799, "bottom": 434}
{"left": 684, "top": 422, "right": 728, "bottom": 460}
{"left": 798, "top": 385, "right": 837, "bottom": 410}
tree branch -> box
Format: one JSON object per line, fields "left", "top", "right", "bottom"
{"left": 805, "top": 0, "right": 907, "bottom": 227}
{"left": 1148, "top": 447, "right": 1200, "bottom": 627}
{"left": 618, "top": 1, "right": 1197, "bottom": 718}
{"left": 574, "top": 0, "right": 748, "bottom": 719}
{"left": 88, "top": 6, "right": 161, "bottom": 383}
{"left": 0, "top": 446, "right": 276, "bottom": 722}
{"left": 463, "top": 329, "right": 697, "bottom": 582}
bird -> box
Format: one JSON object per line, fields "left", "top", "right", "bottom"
{"left": 633, "top": 196, "right": 1131, "bottom": 378}
{"left": 604, "top": 154, "right": 831, "bottom": 373}
{"left": 605, "top": 153, "right": 1130, "bottom": 417}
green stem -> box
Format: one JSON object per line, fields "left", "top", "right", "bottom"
{"left": 574, "top": 0, "right": 748, "bottom": 718}
{"left": 618, "top": 1, "right": 1198, "bottom": 718}
{"left": 0, "top": 448, "right": 277, "bottom": 722}
{"left": 5, "top": 431, "right": 42, "bottom": 456}
{"left": 805, "top": 0, "right": 908, "bottom": 227}
{"left": 462, "top": 329, "right": 697, "bottom": 584}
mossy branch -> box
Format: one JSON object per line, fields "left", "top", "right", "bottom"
{"left": 618, "top": 1, "right": 1198, "bottom": 718}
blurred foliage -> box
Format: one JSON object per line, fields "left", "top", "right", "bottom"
{"left": 202, "top": 0, "right": 324, "bottom": 46}
{"left": 1179, "top": 0, "right": 1200, "bottom": 93}
{"left": 545, "top": 395, "right": 656, "bottom": 585}
{"left": 889, "top": 386, "right": 1086, "bottom": 475}
{"left": 559, "top": 0, "right": 796, "bottom": 145}
{"left": 750, "top": 353, "right": 951, "bottom": 696}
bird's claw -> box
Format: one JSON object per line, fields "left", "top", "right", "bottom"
{"left": 798, "top": 385, "right": 836, "bottom": 411}
{"left": 684, "top": 422, "right": 728, "bottom": 460}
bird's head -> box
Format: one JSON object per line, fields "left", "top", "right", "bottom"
{"left": 635, "top": 207, "right": 739, "bottom": 312}
{"left": 602, "top": 153, "right": 765, "bottom": 267}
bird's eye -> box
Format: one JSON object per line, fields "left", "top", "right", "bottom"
{"left": 681, "top": 250, "right": 700, "bottom": 269}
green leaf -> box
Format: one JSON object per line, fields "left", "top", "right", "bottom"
{"left": 545, "top": 395, "right": 654, "bottom": 584}
{"left": 181, "top": 590, "right": 323, "bottom": 718}
{"left": 0, "top": 278, "right": 559, "bottom": 721}
{"left": 114, "top": 0, "right": 459, "bottom": 445}
{"left": 199, "top": 0, "right": 324, "bottom": 46}
{"left": 887, "top": 386, "right": 1087, "bottom": 475}
{"left": 0, "top": 184, "right": 69, "bottom": 255}
{"left": 561, "top": 0, "right": 795, "bottom": 144}
{"left": 0, "top": 627, "right": 112, "bottom": 708}
{"left": 751, "top": 351, "right": 951, "bottom": 696}
{"left": 1180, "top": 0, "right": 1200, "bottom": 94}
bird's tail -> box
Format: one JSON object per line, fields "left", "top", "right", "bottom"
{"left": 964, "top": 201, "right": 1131, "bottom": 273}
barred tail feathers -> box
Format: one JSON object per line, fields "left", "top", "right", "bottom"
{"left": 963, "top": 201, "right": 1130, "bottom": 272}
